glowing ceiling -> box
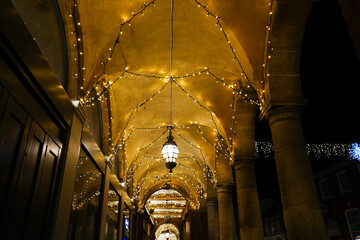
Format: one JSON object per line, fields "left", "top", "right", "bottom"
{"left": 59, "top": 0, "right": 270, "bottom": 214}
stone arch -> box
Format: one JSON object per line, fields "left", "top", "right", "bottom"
{"left": 261, "top": 0, "right": 314, "bottom": 116}
{"left": 138, "top": 181, "right": 196, "bottom": 209}
{"left": 153, "top": 222, "right": 181, "bottom": 240}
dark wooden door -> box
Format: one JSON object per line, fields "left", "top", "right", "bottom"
{"left": 25, "top": 136, "right": 61, "bottom": 239}
{"left": 4, "top": 120, "right": 47, "bottom": 239}
{"left": 0, "top": 89, "right": 30, "bottom": 219}
{"left": 0, "top": 91, "right": 63, "bottom": 239}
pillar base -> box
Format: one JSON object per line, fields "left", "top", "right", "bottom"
{"left": 233, "top": 157, "right": 264, "bottom": 240}
{"left": 216, "top": 184, "right": 237, "bottom": 240}
{"left": 265, "top": 106, "right": 327, "bottom": 240}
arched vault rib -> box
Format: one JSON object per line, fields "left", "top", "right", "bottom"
{"left": 138, "top": 179, "right": 200, "bottom": 209}
{"left": 132, "top": 159, "right": 206, "bottom": 197}
{"left": 78, "top": 0, "right": 259, "bottom": 95}
{"left": 111, "top": 76, "right": 229, "bottom": 149}
{"left": 117, "top": 85, "right": 228, "bottom": 177}
{"left": 131, "top": 154, "right": 205, "bottom": 186}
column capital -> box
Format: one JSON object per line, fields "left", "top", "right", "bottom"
{"left": 206, "top": 200, "right": 218, "bottom": 206}
{"left": 215, "top": 184, "right": 234, "bottom": 193}
{"left": 73, "top": 103, "right": 87, "bottom": 124}
{"left": 265, "top": 106, "right": 302, "bottom": 127}
{"left": 232, "top": 155, "right": 257, "bottom": 170}
{"left": 230, "top": 155, "right": 258, "bottom": 168}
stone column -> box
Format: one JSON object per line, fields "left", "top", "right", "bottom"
{"left": 215, "top": 137, "right": 237, "bottom": 240}
{"left": 52, "top": 106, "right": 85, "bottom": 240}
{"left": 233, "top": 158, "right": 264, "bottom": 240}
{"left": 216, "top": 185, "right": 237, "bottom": 240}
{"left": 232, "top": 101, "right": 264, "bottom": 240}
{"left": 206, "top": 200, "right": 220, "bottom": 240}
{"left": 266, "top": 106, "right": 327, "bottom": 240}
{"left": 185, "top": 218, "right": 191, "bottom": 240}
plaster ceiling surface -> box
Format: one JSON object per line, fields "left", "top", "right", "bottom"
{"left": 66, "top": 0, "right": 269, "bottom": 210}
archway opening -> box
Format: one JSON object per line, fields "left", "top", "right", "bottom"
{"left": 155, "top": 223, "right": 180, "bottom": 240}
{"left": 145, "top": 189, "right": 187, "bottom": 226}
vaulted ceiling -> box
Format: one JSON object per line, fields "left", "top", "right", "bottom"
{"left": 59, "top": 0, "right": 270, "bottom": 212}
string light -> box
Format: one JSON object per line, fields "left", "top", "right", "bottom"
{"left": 193, "top": 0, "right": 251, "bottom": 86}
{"left": 74, "top": 0, "right": 282, "bottom": 211}
{"left": 255, "top": 141, "right": 360, "bottom": 160}
{"left": 81, "top": 68, "right": 259, "bottom": 106}
{"left": 136, "top": 174, "right": 200, "bottom": 208}
{"left": 122, "top": 128, "right": 214, "bottom": 199}
{"left": 260, "top": 0, "right": 275, "bottom": 106}
{"left": 68, "top": 0, "right": 85, "bottom": 93}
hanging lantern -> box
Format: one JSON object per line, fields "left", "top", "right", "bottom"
{"left": 161, "top": 0, "right": 179, "bottom": 173}
{"left": 165, "top": 229, "right": 170, "bottom": 240}
{"left": 161, "top": 130, "right": 179, "bottom": 173}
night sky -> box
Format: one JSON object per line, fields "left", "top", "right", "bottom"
{"left": 255, "top": 0, "right": 360, "bottom": 199}
{"left": 301, "top": 0, "right": 360, "bottom": 144}
{"left": 256, "top": 0, "right": 360, "bottom": 144}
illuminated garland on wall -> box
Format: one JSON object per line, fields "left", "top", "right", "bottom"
{"left": 261, "top": 0, "right": 274, "bottom": 106}
{"left": 73, "top": 0, "right": 273, "bottom": 180}
{"left": 72, "top": 172, "right": 102, "bottom": 210}
{"left": 68, "top": 0, "right": 86, "bottom": 92}
{"left": 72, "top": 0, "right": 279, "bottom": 208}
{"left": 123, "top": 128, "right": 214, "bottom": 200}
{"left": 78, "top": 0, "right": 261, "bottom": 103}
{"left": 113, "top": 77, "right": 233, "bottom": 172}
{"left": 133, "top": 165, "right": 205, "bottom": 200}
{"left": 137, "top": 174, "right": 201, "bottom": 209}
{"left": 255, "top": 142, "right": 360, "bottom": 160}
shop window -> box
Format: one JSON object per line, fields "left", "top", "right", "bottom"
{"left": 319, "top": 178, "right": 332, "bottom": 199}
{"left": 67, "top": 148, "right": 103, "bottom": 240}
{"left": 275, "top": 215, "right": 283, "bottom": 233}
{"left": 105, "top": 185, "right": 120, "bottom": 240}
{"left": 270, "top": 217, "right": 276, "bottom": 234}
{"left": 337, "top": 170, "right": 352, "bottom": 193}
{"left": 122, "top": 204, "right": 131, "bottom": 240}
{"left": 264, "top": 219, "right": 270, "bottom": 235}
{"left": 345, "top": 208, "right": 360, "bottom": 240}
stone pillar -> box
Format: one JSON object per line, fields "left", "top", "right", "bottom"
{"left": 232, "top": 101, "right": 263, "bottom": 240}
{"left": 52, "top": 106, "right": 85, "bottom": 240}
{"left": 216, "top": 185, "right": 237, "bottom": 240}
{"left": 215, "top": 136, "right": 237, "bottom": 240}
{"left": 136, "top": 212, "right": 144, "bottom": 240}
{"left": 233, "top": 158, "right": 263, "bottom": 240}
{"left": 185, "top": 218, "right": 191, "bottom": 240}
{"left": 206, "top": 200, "right": 220, "bottom": 240}
{"left": 266, "top": 106, "right": 327, "bottom": 240}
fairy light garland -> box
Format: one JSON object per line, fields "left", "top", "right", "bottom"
{"left": 136, "top": 174, "right": 201, "bottom": 208}
{"left": 133, "top": 162, "right": 206, "bottom": 198}
{"left": 79, "top": 0, "right": 261, "bottom": 106}
{"left": 68, "top": 0, "right": 86, "bottom": 93}
{"left": 124, "top": 129, "right": 168, "bottom": 174}
{"left": 73, "top": 0, "right": 277, "bottom": 154}
{"left": 261, "top": 0, "right": 275, "bottom": 106}
{"left": 193, "top": 0, "right": 252, "bottom": 87}
{"left": 123, "top": 128, "right": 213, "bottom": 194}
{"left": 90, "top": 0, "right": 157, "bottom": 88}
{"left": 114, "top": 81, "right": 169, "bottom": 148}
{"left": 255, "top": 142, "right": 360, "bottom": 160}
{"left": 137, "top": 175, "right": 196, "bottom": 203}
{"left": 72, "top": 172, "right": 102, "bottom": 210}
{"left": 113, "top": 76, "right": 227, "bottom": 164}
{"left": 130, "top": 154, "right": 207, "bottom": 188}
{"left": 73, "top": 1, "right": 282, "bottom": 207}
{"left": 81, "top": 68, "right": 259, "bottom": 107}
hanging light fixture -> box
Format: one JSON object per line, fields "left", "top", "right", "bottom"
{"left": 162, "top": 127, "right": 179, "bottom": 173}
{"left": 165, "top": 229, "right": 171, "bottom": 240}
{"left": 162, "top": 0, "right": 179, "bottom": 173}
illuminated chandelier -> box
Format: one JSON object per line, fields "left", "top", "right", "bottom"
{"left": 161, "top": 0, "right": 179, "bottom": 173}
